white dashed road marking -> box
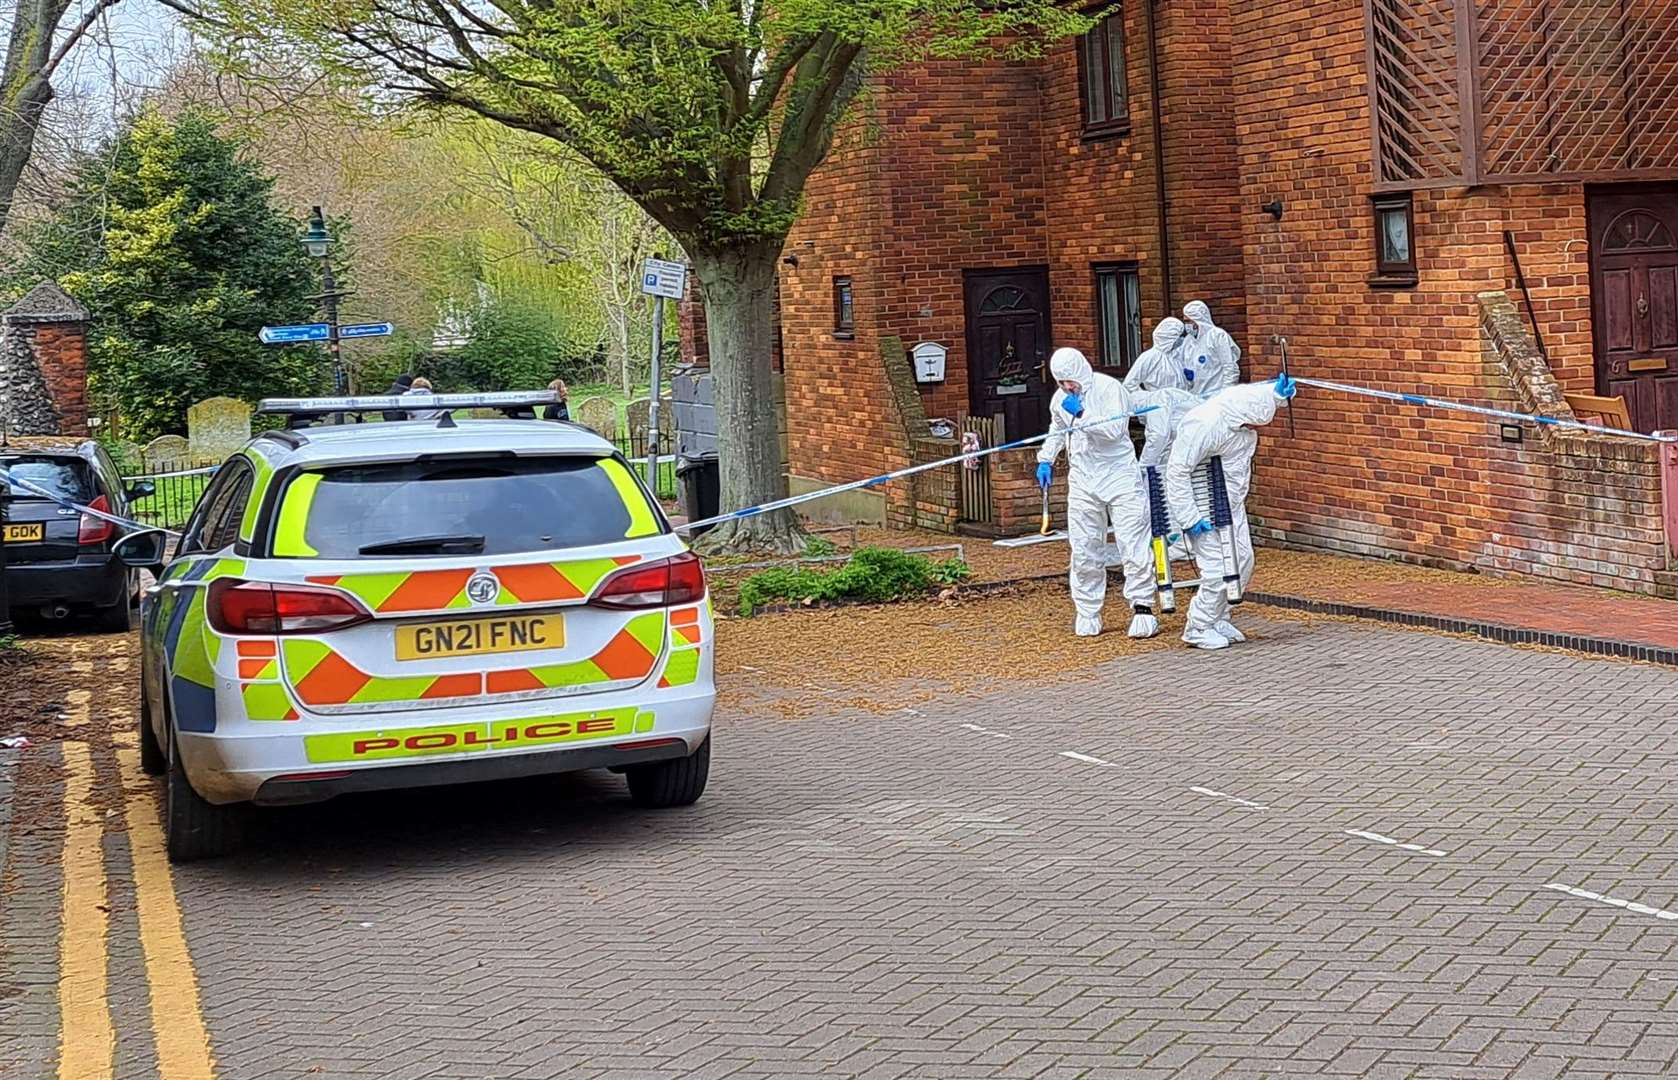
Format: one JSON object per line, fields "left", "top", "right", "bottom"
{"left": 1543, "top": 883, "right": 1678, "bottom": 921}
{"left": 1189, "top": 786, "right": 1268, "bottom": 810}
{"left": 960, "top": 723, "right": 1011, "bottom": 740}
{"left": 1059, "top": 751, "right": 1115, "bottom": 767}
{"left": 1345, "top": 829, "right": 1448, "bottom": 857}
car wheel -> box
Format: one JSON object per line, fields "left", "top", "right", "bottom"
{"left": 625, "top": 737, "right": 710, "bottom": 809}
{"left": 138, "top": 686, "right": 166, "bottom": 777}
{"left": 164, "top": 721, "right": 244, "bottom": 863}
{"left": 94, "top": 594, "right": 133, "bottom": 633}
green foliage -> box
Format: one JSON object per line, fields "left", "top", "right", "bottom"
{"left": 14, "top": 107, "right": 326, "bottom": 440}
{"left": 802, "top": 535, "right": 839, "bottom": 558}
{"left": 215, "top": 0, "right": 1090, "bottom": 255}
{"left": 0, "top": 633, "right": 19, "bottom": 653}
{"left": 737, "top": 546, "right": 973, "bottom": 616}
{"left": 929, "top": 557, "right": 974, "bottom": 586}
{"left": 450, "top": 298, "right": 565, "bottom": 392}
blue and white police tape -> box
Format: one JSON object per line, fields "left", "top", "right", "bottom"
{"left": 1293, "top": 376, "right": 1678, "bottom": 445}
{"left": 676, "top": 407, "right": 1157, "bottom": 534}
{"left": 0, "top": 465, "right": 182, "bottom": 538}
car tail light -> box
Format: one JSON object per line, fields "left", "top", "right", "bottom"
{"left": 207, "top": 579, "right": 372, "bottom": 635}
{"left": 78, "top": 495, "right": 114, "bottom": 545}
{"left": 590, "top": 553, "right": 706, "bottom": 609}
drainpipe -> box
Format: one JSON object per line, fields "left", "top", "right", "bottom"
{"left": 1146, "top": 0, "right": 1173, "bottom": 316}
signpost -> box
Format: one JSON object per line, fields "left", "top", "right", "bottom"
{"left": 259, "top": 323, "right": 331, "bottom": 345}
{"left": 340, "top": 322, "right": 394, "bottom": 340}
{"left": 639, "top": 256, "right": 687, "bottom": 497}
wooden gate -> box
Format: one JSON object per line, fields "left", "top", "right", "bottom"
{"left": 959, "top": 414, "right": 997, "bottom": 525}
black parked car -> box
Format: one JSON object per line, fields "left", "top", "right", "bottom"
{"left": 1, "top": 438, "right": 153, "bottom": 631}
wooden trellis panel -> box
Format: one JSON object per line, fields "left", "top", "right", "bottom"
{"left": 1366, "top": 0, "right": 1469, "bottom": 186}
{"left": 1477, "top": 0, "right": 1678, "bottom": 183}
{"left": 1368, "top": 0, "right": 1678, "bottom": 188}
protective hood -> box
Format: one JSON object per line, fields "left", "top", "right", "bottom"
{"left": 1153, "top": 317, "right": 1188, "bottom": 352}
{"left": 1183, "top": 301, "right": 1214, "bottom": 332}
{"left": 1050, "top": 347, "right": 1095, "bottom": 395}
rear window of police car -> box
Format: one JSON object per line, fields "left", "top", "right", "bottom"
{"left": 2, "top": 455, "right": 92, "bottom": 502}
{"left": 272, "top": 454, "right": 662, "bottom": 558}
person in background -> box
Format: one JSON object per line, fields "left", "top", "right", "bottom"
{"left": 402, "top": 376, "right": 444, "bottom": 421}
{"left": 1182, "top": 301, "right": 1242, "bottom": 397}
{"left": 1165, "top": 374, "right": 1296, "bottom": 650}
{"left": 382, "top": 373, "right": 414, "bottom": 421}
{"left": 1036, "top": 347, "right": 1159, "bottom": 640}
{"left": 543, "top": 378, "right": 571, "bottom": 422}
{"left": 1123, "top": 318, "right": 1191, "bottom": 394}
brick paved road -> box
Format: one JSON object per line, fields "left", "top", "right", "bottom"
{"left": 9, "top": 614, "right": 1678, "bottom": 1078}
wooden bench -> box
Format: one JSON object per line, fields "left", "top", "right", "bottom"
{"left": 1563, "top": 392, "right": 1633, "bottom": 431}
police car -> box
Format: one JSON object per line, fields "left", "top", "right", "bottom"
{"left": 114, "top": 392, "right": 714, "bottom": 862}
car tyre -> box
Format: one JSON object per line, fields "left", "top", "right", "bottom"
{"left": 625, "top": 737, "right": 710, "bottom": 809}
{"left": 138, "top": 688, "right": 166, "bottom": 777}
{"left": 94, "top": 593, "right": 133, "bottom": 633}
{"left": 164, "top": 722, "right": 244, "bottom": 863}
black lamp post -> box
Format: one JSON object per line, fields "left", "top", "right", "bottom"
{"left": 302, "top": 206, "right": 349, "bottom": 395}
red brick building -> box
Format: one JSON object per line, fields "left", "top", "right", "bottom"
{"left": 683, "top": 0, "right": 1678, "bottom": 595}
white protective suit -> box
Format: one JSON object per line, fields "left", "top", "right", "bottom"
{"left": 1037, "top": 348, "right": 1158, "bottom": 638}
{"left": 1123, "top": 318, "right": 1191, "bottom": 394}
{"left": 1134, "top": 387, "right": 1202, "bottom": 468}
{"left": 1164, "top": 382, "right": 1285, "bottom": 649}
{"left": 1182, "top": 301, "right": 1242, "bottom": 398}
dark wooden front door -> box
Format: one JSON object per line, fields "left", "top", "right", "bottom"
{"left": 963, "top": 267, "right": 1054, "bottom": 441}
{"left": 1589, "top": 185, "right": 1678, "bottom": 433}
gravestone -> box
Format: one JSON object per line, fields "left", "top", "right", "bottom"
{"left": 107, "top": 439, "right": 146, "bottom": 473}
{"left": 575, "top": 397, "right": 618, "bottom": 440}
{"left": 626, "top": 398, "right": 651, "bottom": 439}
{"left": 143, "top": 434, "right": 190, "bottom": 468}
{"left": 186, "top": 397, "right": 251, "bottom": 459}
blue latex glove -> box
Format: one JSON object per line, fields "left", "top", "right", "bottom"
{"left": 1274, "top": 372, "right": 1298, "bottom": 400}
{"left": 1182, "top": 368, "right": 1196, "bottom": 385}
{"left": 1036, "top": 462, "right": 1053, "bottom": 490}
{"left": 1187, "top": 519, "right": 1214, "bottom": 537}
{"left": 1062, "top": 392, "right": 1083, "bottom": 418}
{"left": 1165, "top": 531, "right": 1181, "bottom": 545}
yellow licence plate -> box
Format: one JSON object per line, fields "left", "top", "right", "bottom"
{"left": 2, "top": 523, "right": 44, "bottom": 543}
{"left": 395, "top": 614, "right": 565, "bottom": 661}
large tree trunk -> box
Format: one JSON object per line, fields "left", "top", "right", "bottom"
{"left": 0, "top": 9, "right": 59, "bottom": 238}
{"left": 688, "top": 243, "right": 805, "bottom": 555}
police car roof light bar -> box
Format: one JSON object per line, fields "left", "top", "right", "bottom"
{"left": 256, "top": 391, "right": 559, "bottom": 415}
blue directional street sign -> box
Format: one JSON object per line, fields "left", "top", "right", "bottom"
{"left": 339, "top": 322, "right": 394, "bottom": 340}
{"left": 259, "top": 323, "right": 331, "bottom": 345}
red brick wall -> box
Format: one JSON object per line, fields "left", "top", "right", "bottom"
{"left": 778, "top": 55, "right": 1053, "bottom": 525}
{"left": 1231, "top": 0, "right": 1666, "bottom": 587}
{"left": 35, "top": 323, "right": 89, "bottom": 436}
{"left": 777, "top": 108, "right": 904, "bottom": 497}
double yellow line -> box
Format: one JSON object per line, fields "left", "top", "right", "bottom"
{"left": 54, "top": 656, "right": 216, "bottom": 1079}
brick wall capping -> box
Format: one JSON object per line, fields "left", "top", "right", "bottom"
{"left": 1479, "top": 290, "right": 1656, "bottom": 463}
{"left": 3, "top": 280, "right": 89, "bottom": 325}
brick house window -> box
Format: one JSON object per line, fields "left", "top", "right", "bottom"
{"left": 1371, "top": 193, "right": 1418, "bottom": 287}
{"left": 1093, "top": 263, "right": 1143, "bottom": 372}
{"left": 833, "top": 276, "right": 854, "bottom": 338}
{"left": 1078, "top": 7, "right": 1129, "bottom": 137}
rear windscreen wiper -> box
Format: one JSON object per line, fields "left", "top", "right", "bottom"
{"left": 358, "top": 534, "right": 486, "bottom": 555}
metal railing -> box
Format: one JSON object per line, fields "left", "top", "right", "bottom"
{"left": 120, "top": 430, "right": 677, "bottom": 533}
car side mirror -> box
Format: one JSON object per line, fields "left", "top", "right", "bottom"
{"left": 126, "top": 480, "right": 156, "bottom": 500}
{"left": 112, "top": 529, "right": 167, "bottom": 571}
